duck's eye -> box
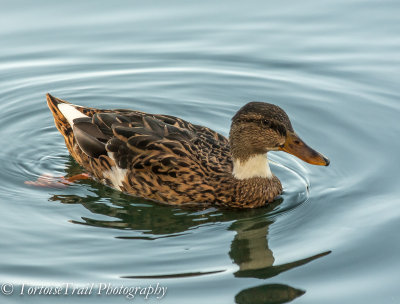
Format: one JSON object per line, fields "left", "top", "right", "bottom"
{"left": 262, "top": 119, "right": 269, "bottom": 125}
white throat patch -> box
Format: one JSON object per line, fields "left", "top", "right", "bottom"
{"left": 233, "top": 154, "right": 273, "bottom": 180}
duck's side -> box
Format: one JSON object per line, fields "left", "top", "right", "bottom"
{"left": 47, "top": 94, "right": 280, "bottom": 208}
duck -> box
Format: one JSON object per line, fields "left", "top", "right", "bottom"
{"left": 46, "top": 93, "right": 329, "bottom": 208}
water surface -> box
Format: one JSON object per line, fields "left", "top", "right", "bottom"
{"left": 1, "top": 1, "right": 400, "bottom": 303}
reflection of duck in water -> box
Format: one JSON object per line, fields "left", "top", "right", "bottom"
{"left": 230, "top": 218, "right": 330, "bottom": 304}
{"left": 45, "top": 94, "right": 329, "bottom": 208}
{"left": 50, "top": 164, "right": 330, "bottom": 304}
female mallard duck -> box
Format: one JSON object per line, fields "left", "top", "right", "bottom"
{"left": 46, "top": 93, "right": 329, "bottom": 208}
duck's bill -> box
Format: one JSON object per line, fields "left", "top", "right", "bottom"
{"left": 280, "top": 132, "right": 330, "bottom": 166}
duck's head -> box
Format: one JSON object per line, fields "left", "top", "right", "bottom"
{"left": 229, "top": 102, "right": 329, "bottom": 180}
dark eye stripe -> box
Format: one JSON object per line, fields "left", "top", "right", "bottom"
{"left": 237, "top": 118, "right": 287, "bottom": 136}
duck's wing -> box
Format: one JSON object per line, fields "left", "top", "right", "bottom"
{"left": 74, "top": 111, "right": 231, "bottom": 173}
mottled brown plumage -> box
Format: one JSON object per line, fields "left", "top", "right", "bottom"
{"left": 47, "top": 94, "right": 329, "bottom": 208}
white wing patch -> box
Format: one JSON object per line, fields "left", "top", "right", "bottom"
{"left": 58, "top": 103, "right": 88, "bottom": 126}
{"left": 103, "top": 152, "right": 128, "bottom": 190}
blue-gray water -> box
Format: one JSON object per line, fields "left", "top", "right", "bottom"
{"left": 1, "top": 1, "right": 400, "bottom": 303}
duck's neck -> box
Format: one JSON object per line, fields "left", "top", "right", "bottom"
{"left": 232, "top": 154, "right": 273, "bottom": 180}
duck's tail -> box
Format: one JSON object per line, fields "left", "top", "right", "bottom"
{"left": 47, "top": 93, "right": 89, "bottom": 125}
{"left": 46, "top": 93, "right": 89, "bottom": 153}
